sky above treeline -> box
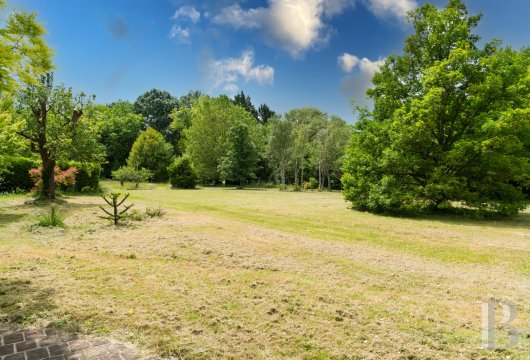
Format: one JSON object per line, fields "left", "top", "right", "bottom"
{"left": 13, "top": 0, "right": 530, "bottom": 122}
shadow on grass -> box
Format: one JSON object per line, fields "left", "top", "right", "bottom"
{"left": 0, "top": 278, "right": 57, "bottom": 325}
{"left": 370, "top": 207, "right": 530, "bottom": 230}
{"left": 0, "top": 213, "right": 25, "bottom": 227}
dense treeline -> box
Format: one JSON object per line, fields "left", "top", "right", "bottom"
{"left": 0, "top": 0, "right": 528, "bottom": 216}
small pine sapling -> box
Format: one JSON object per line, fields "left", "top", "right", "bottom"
{"left": 99, "top": 193, "right": 134, "bottom": 225}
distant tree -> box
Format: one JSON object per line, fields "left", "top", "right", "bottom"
{"left": 285, "top": 108, "right": 327, "bottom": 188}
{"left": 266, "top": 117, "right": 293, "bottom": 189}
{"left": 133, "top": 89, "right": 178, "bottom": 146}
{"left": 111, "top": 166, "right": 152, "bottom": 187}
{"left": 97, "top": 101, "right": 142, "bottom": 177}
{"left": 13, "top": 74, "right": 104, "bottom": 199}
{"left": 168, "top": 91, "right": 203, "bottom": 155}
{"left": 167, "top": 156, "right": 197, "bottom": 189}
{"left": 183, "top": 95, "right": 263, "bottom": 182}
{"left": 177, "top": 90, "right": 202, "bottom": 109}
{"left": 127, "top": 128, "right": 173, "bottom": 182}
{"left": 219, "top": 123, "right": 259, "bottom": 188}
{"left": 0, "top": 0, "right": 53, "bottom": 94}
{"left": 258, "top": 103, "right": 275, "bottom": 124}
{"left": 342, "top": 0, "right": 530, "bottom": 216}
{"left": 232, "top": 91, "right": 258, "bottom": 121}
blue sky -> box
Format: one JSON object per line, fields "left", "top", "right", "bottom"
{"left": 13, "top": 0, "right": 530, "bottom": 122}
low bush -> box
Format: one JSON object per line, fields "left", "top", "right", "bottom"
{"left": 112, "top": 166, "right": 152, "bottom": 188}
{"left": 36, "top": 205, "right": 65, "bottom": 227}
{"left": 127, "top": 209, "right": 146, "bottom": 221}
{"left": 303, "top": 177, "right": 318, "bottom": 190}
{"left": 167, "top": 157, "right": 197, "bottom": 189}
{"left": 146, "top": 206, "right": 165, "bottom": 218}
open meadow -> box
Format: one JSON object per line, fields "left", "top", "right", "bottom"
{"left": 0, "top": 182, "right": 529, "bottom": 359}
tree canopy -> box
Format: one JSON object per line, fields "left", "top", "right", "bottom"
{"left": 127, "top": 128, "right": 173, "bottom": 182}
{"left": 342, "top": 0, "right": 530, "bottom": 216}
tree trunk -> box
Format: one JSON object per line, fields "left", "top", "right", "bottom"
{"left": 41, "top": 157, "right": 56, "bottom": 199}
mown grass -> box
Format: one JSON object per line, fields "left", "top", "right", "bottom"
{"left": 0, "top": 182, "right": 528, "bottom": 359}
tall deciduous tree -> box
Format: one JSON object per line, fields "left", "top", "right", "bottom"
{"left": 266, "top": 117, "right": 293, "bottom": 189}
{"left": 133, "top": 89, "right": 178, "bottom": 146}
{"left": 342, "top": 0, "right": 530, "bottom": 216}
{"left": 97, "top": 101, "right": 142, "bottom": 177}
{"left": 14, "top": 73, "right": 105, "bottom": 198}
{"left": 127, "top": 128, "right": 173, "bottom": 182}
{"left": 219, "top": 123, "right": 259, "bottom": 188}
{"left": 183, "top": 95, "right": 262, "bottom": 182}
{"left": 0, "top": 0, "right": 53, "bottom": 94}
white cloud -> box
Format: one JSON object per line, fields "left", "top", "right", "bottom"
{"left": 364, "top": 0, "right": 417, "bottom": 21}
{"left": 213, "top": 0, "right": 355, "bottom": 58}
{"left": 207, "top": 50, "right": 274, "bottom": 92}
{"left": 338, "top": 53, "right": 360, "bottom": 72}
{"left": 169, "top": 25, "right": 191, "bottom": 43}
{"left": 339, "top": 54, "right": 385, "bottom": 106}
{"left": 172, "top": 6, "right": 201, "bottom": 23}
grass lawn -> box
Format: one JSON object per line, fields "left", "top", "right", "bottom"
{"left": 0, "top": 181, "right": 529, "bottom": 359}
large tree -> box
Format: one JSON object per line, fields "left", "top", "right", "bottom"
{"left": 133, "top": 89, "right": 178, "bottom": 146}
{"left": 14, "top": 74, "right": 105, "bottom": 198}
{"left": 97, "top": 101, "right": 143, "bottom": 177}
{"left": 266, "top": 117, "right": 293, "bottom": 189}
{"left": 0, "top": 0, "right": 53, "bottom": 94}
{"left": 218, "top": 123, "right": 259, "bottom": 188}
{"left": 127, "top": 127, "right": 173, "bottom": 182}
{"left": 342, "top": 0, "right": 530, "bottom": 216}
{"left": 183, "top": 95, "right": 263, "bottom": 182}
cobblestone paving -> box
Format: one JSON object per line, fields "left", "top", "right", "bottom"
{"left": 0, "top": 326, "right": 150, "bottom": 360}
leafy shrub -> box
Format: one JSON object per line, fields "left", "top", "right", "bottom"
{"left": 61, "top": 162, "right": 101, "bottom": 192}
{"left": 112, "top": 166, "right": 152, "bottom": 187}
{"left": 29, "top": 166, "right": 78, "bottom": 191}
{"left": 127, "top": 128, "right": 174, "bottom": 182}
{"left": 167, "top": 157, "right": 197, "bottom": 189}
{"left": 36, "top": 205, "right": 65, "bottom": 227}
{"left": 127, "top": 209, "right": 145, "bottom": 221}
{"left": 146, "top": 206, "right": 165, "bottom": 218}
{"left": 303, "top": 177, "right": 318, "bottom": 190}
{"left": 81, "top": 186, "right": 93, "bottom": 193}
{"left": 0, "top": 156, "right": 38, "bottom": 192}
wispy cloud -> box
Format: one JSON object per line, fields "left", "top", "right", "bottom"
{"left": 338, "top": 53, "right": 385, "bottom": 106}
{"left": 169, "top": 25, "right": 191, "bottom": 44}
{"left": 206, "top": 50, "right": 274, "bottom": 93}
{"left": 172, "top": 6, "right": 201, "bottom": 23}
{"left": 363, "top": 0, "right": 416, "bottom": 22}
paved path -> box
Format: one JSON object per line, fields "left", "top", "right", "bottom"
{"left": 0, "top": 326, "right": 146, "bottom": 360}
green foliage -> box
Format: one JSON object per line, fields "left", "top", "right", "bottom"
{"left": 232, "top": 91, "right": 258, "bottom": 121}
{"left": 99, "top": 193, "right": 134, "bottom": 225}
{"left": 36, "top": 205, "right": 65, "bottom": 227}
{"left": 96, "top": 101, "right": 142, "bottom": 177}
{"left": 133, "top": 89, "right": 179, "bottom": 144}
{"left": 0, "top": 1, "right": 54, "bottom": 94}
{"left": 127, "top": 128, "right": 173, "bottom": 182}
{"left": 167, "top": 157, "right": 197, "bottom": 189}
{"left": 0, "top": 156, "right": 38, "bottom": 192}
{"left": 126, "top": 209, "right": 145, "bottom": 222}
{"left": 183, "top": 95, "right": 263, "bottom": 182}
{"left": 112, "top": 166, "right": 152, "bottom": 188}
{"left": 304, "top": 177, "right": 318, "bottom": 190}
{"left": 342, "top": 0, "right": 530, "bottom": 216}
{"left": 146, "top": 206, "right": 165, "bottom": 218}
{"left": 59, "top": 161, "right": 101, "bottom": 192}
{"left": 13, "top": 73, "right": 105, "bottom": 199}
{"left": 266, "top": 117, "right": 293, "bottom": 189}
{"left": 257, "top": 104, "right": 275, "bottom": 124}
{"left": 218, "top": 123, "right": 259, "bottom": 188}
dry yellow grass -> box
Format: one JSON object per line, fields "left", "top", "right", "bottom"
{"left": 0, "top": 182, "right": 529, "bottom": 359}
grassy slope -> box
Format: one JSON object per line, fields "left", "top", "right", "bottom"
{"left": 0, "top": 182, "right": 528, "bottom": 359}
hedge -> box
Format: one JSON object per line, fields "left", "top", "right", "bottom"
{"left": 0, "top": 157, "right": 101, "bottom": 193}
{"left": 0, "top": 156, "right": 38, "bottom": 192}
